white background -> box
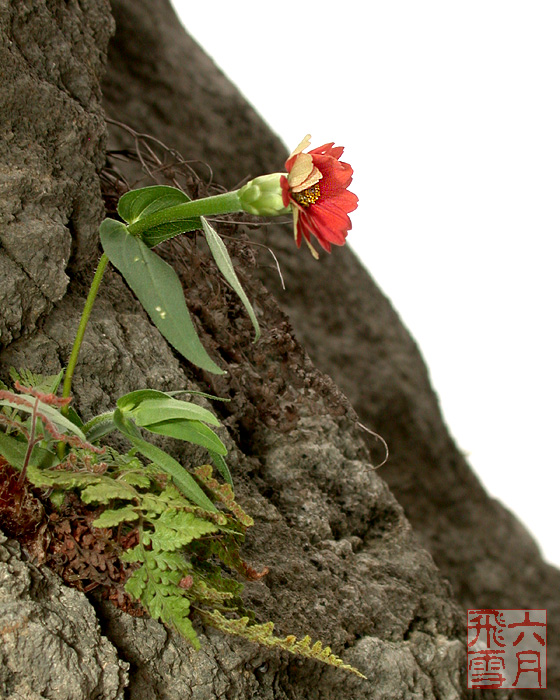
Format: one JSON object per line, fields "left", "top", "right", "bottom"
{"left": 171, "top": 1, "right": 560, "bottom": 566}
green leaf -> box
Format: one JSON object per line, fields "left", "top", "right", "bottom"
{"left": 8, "top": 368, "right": 64, "bottom": 394}
{"left": 92, "top": 506, "right": 139, "bottom": 528}
{"left": 118, "top": 186, "right": 191, "bottom": 225}
{"left": 81, "top": 479, "right": 136, "bottom": 504}
{"left": 167, "top": 389, "right": 230, "bottom": 403}
{"left": 120, "top": 545, "right": 143, "bottom": 564}
{"left": 120, "top": 471, "right": 152, "bottom": 488}
{"left": 100, "top": 218, "right": 224, "bottom": 375}
{"left": 208, "top": 450, "right": 233, "bottom": 486}
{"left": 145, "top": 510, "right": 218, "bottom": 551}
{"left": 26, "top": 464, "right": 99, "bottom": 489}
{"left": 113, "top": 409, "right": 217, "bottom": 512}
{"left": 128, "top": 396, "right": 220, "bottom": 427}
{"left": 0, "top": 398, "right": 87, "bottom": 441}
{"left": 152, "top": 551, "right": 188, "bottom": 571}
{"left": 117, "top": 186, "right": 201, "bottom": 247}
{"left": 0, "top": 432, "right": 57, "bottom": 472}
{"left": 147, "top": 419, "right": 227, "bottom": 456}
{"left": 124, "top": 566, "right": 148, "bottom": 598}
{"left": 117, "top": 392, "right": 226, "bottom": 453}
{"left": 85, "top": 417, "right": 116, "bottom": 443}
{"left": 0, "top": 430, "right": 27, "bottom": 469}
{"left": 200, "top": 611, "right": 367, "bottom": 678}
{"left": 141, "top": 220, "right": 202, "bottom": 248}
{"left": 65, "top": 406, "right": 84, "bottom": 429}
{"left": 148, "top": 589, "right": 199, "bottom": 649}
{"left": 201, "top": 218, "right": 260, "bottom": 341}
{"left": 116, "top": 389, "right": 170, "bottom": 412}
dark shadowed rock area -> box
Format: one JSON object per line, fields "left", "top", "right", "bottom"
{"left": 0, "top": 0, "right": 556, "bottom": 698}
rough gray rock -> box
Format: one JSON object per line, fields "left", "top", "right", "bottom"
{"left": 0, "top": 531, "right": 128, "bottom": 699}
{"left": 0, "top": 0, "right": 113, "bottom": 346}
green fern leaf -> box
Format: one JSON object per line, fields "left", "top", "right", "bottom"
{"left": 194, "top": 464, "right": 253, "bottom": 526}
{"left": 26, "top": 464, "right": 101, "bottom": 489}
{"left": 121, "top": 545, "right": 143, "bottom": 564}
{"left": 8, "top": 368, "right": 63, "bottom": 394}
{"left": 120, "top": 471, "right": 152, "bottom": 489}
{"left": 156, "top": 593, "right": 199, "bottom": 648}
{"left": 124, "top": 550, "right": 200, "bottom": 649}
{"left": 153, "top": 551, "right": 188, "bottom": 571}
{"left": 201, "top": 611, "right": 367, "bottom": 679}
{"left": 124, "top": 566, "right": 148, "bottom": 599}
{"left": 81, "top": 480, "right": 136, "bottom": 504}
{"left": 144, "top": 510, "right": 219, "bottom": 551}
{"left": 92, "top": 506, "right": 139, "bottom": 528}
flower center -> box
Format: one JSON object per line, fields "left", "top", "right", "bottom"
{"left": 292, "top": 182, "right": 321, "bottom": 207}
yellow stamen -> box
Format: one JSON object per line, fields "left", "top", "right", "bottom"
{"left": 292, "top": 182, "right": 321, "bottom": 207}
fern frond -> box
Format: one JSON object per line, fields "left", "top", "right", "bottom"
{"left": 81, "top": 479, "right": 136, "bottom": 504}
{"left": 124, "top": 546, "right": 200, "bottom": 648}
{"left": 191, "top": 536, "right": 268, "bottom": 581}
{"left": 200, "top": 611, "right": 367, "bottom": 679}
{"left": 8, "top": 367, "right": 63, "bottom": 394}
{"left": 92, "top": 505, "right": 139, "bottom": 528}
{"left": 194, "top": 464, "right": 253, "bottom": 526}
{"left": 143, "top": 509, "right": 219, "bottom": 551}
{"left": 26, "top": 463, "right": 102, "bottom": 490}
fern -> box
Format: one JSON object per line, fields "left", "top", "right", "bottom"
{"left": 123, "top": 545, "right": 199, "bottom": 648}
{"left": 194, "top": 464, "right": 253, "bottom": 526}
{"left": 142, "top": 509, "right": 219, "bottom": 551}
{"left": 200, "top": 610, "right": 367, "bottom": 679}
{"left": 8, "top": 367, "right": 63, "bottom": 395}
{"left": 3, "top": 407, "right": 366, "bottom": 678}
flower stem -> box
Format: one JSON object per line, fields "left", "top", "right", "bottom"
{"left": 61, "top": 253, "right": 110, "bottom": 410}
{"left": 126, "top": 191, "right": 243, "bottom": 238}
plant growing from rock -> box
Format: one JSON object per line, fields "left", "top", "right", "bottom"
{"left": 0, "top": 132, "right": 365, "bottom": 678}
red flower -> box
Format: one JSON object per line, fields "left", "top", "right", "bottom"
{"left": 280, "top": 135, "right": 358, "bottom": 258}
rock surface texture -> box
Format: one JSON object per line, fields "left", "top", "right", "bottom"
{"left": 0, "top": 2, "right": 555, "bottom": 700}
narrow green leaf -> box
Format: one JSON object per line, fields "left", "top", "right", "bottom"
{"left": 129, "top": 397, "right": 220, "bottom": 427}
{"left": 0, "top": 399, "right": 86, "bottom": 440}
{"left": 167, "top": 389, "right": 230, "bottom": 403}
{"left": 100, "top": 219, "right": 224, "bottom": 374}
{"left": 117, "top": 389, "right": 169, "bottom": 412}
{"left": 147, "top": 419, "right": 227, "bottom": 455}
{"left": 201, "top": 218, "right": 260, "bottom": 341}
{"left": 113, "top": 409, "right": 217, "bottom": 512}
{"left": 65, "top": 406, "right": 84, "bottom": 429}
{"left": 118, "top": 186, "right": 191, "bottom": 225}
{"left": 141, "top": 219, "right": 202, "bottom": 248}
{"left": 208, "top": 450, "right": 233, "bottom": 486}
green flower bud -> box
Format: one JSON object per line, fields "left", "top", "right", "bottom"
{"left": 238, "top": 173, "right": 290, "bottom": 217}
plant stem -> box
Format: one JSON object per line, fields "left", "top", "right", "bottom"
{"left": 126, "top": 191, "right": 243, "bottom": 238}
{"left": 19, "top": 397, "right": 39, "bottom": 485}
{"left": 61, "top": 253, "right": 110, "bottom": 411}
